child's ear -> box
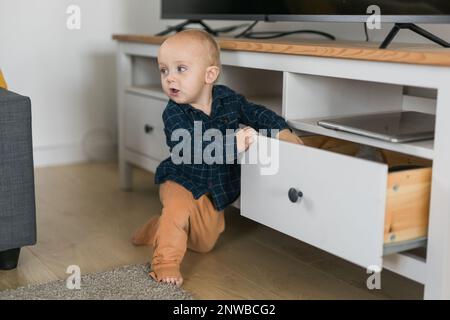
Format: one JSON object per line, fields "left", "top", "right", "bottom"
{"left": 205, "top": 66, "right": 220, "bottom": 84}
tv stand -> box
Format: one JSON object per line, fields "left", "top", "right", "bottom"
{"left": 155, "top": 19, "right": 218, "bottom": 36}
{"left": 380, "top": 23, "right": 450, "bottom": 49}
{"left": 113, "top": 34, "right": 450, "bottom": 299}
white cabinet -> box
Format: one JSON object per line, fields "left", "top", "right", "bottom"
{"left": 124, "top": 92, "right": 168, "bottom": 162}
{"left": 115, "top": 38, "right": 450, "bottom": 299}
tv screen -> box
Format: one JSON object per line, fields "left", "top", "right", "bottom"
{"left": 161, "top": 0, "right": 266, "bottom": 21}
{"left": 161, "top": 0, "right": 450, "bottom": 23}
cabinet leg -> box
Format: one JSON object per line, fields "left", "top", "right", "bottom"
{"left": 120, "top": 161, "right": 133, "bottom": 191}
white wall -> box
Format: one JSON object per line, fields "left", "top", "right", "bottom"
{"left": 1, "top": 0, "right": 449, "bottom": 167}
{"left": 1, "top": 0, "right": 128, "bottom": 167}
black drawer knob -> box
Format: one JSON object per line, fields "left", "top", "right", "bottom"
{"left": 144, "top": 124, "right": 154, "bottom": 134}
{"left": 288, "top": 188, "right": 303, "bottom": 203}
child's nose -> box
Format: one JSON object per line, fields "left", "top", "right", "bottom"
{"left": 166, "top": 74, "right": 176, "bottom": 83}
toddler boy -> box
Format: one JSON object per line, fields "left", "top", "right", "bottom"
{"left": 132, "top": 29, "right": 303, "bottom": 286}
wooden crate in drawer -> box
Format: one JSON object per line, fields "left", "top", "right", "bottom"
{"left": 385, "top": 167, "right": 431, "bottom": 244}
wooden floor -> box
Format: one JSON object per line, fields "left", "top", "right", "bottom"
{"left": 0, "top": 162, "right": 423, "bottom": 299}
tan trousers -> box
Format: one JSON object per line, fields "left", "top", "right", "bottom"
{"left": 132, "top": 129, "right": 303, "bottom": 281}
{"left": 132, "top": 180, "right": 225, "bottom": 281}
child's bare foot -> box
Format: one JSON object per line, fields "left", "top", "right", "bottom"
{"left": 161, "top": 276, "right": 183, "bottom": 287}
{"left": 149, "top": 270, "right": 183, "bottom": 287}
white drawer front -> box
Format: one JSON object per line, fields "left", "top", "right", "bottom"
{"left": 124, "top": 93, "right": 169, "bottom": 161}
{"left": 241, "top": 136, "right": 388, "bottom": 269}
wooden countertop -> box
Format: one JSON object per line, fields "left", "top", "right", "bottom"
{"left": 113, "top": 34, "right": 450, "bottom": 67}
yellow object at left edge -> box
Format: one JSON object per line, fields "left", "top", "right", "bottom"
{"left": 0, "top": 69, "right": 8, "bottom": 89}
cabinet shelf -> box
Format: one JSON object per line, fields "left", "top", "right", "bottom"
{"left": 288, "top": 117, "right": 434, "bottom": 160}
{"left": 124, "top": 87, "right": 283, "bottom": 116}
{"left": 125, "top": 85, "right": 167, "bottom": 101}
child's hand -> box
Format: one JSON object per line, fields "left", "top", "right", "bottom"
{"left": 236, "top": 126, "right": 257, "bottom": 153}
{"left": 276, "top": 128, "right": 304, "bottom": 145}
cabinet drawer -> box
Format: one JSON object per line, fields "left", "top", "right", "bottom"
{"left": 241, "top": 135, "right": 431, "bottom": 269}
{"left": 124, "top": 93, "right": 169, "bottom": 161}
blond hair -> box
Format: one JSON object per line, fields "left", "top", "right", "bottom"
{"left": 167, "top": 29, "right": 221, "bottom": 69}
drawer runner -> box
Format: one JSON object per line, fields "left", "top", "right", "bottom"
{"left": 383, "top": 237, "right": 427, "bottom": 256}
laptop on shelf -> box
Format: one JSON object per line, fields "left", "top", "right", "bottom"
{"left": 317, "top": 111, "right": 435, "bottom": 143}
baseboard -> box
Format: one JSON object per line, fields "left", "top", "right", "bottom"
{"left": 33, "top": 142, "right": 117, "bottom": 168}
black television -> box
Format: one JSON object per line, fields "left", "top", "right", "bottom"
{"left": 161, "top": 0, "right": 450, "bottom": 23}
{"left": 159, "top": 0, "right": 450, "bottom": 48}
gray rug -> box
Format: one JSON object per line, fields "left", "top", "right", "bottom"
{"left": 0, "top": 264, "right": 193, "bottom": 300}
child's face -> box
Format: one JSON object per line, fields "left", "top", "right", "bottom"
{"left": 158, "top": 37, "right": 214, "bottom": 105}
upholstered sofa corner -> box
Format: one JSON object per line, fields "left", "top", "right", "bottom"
{"left": 0, "top": 88, "right": 37, "bottom": 270}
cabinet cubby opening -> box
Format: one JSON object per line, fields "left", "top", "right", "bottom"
{"left": 284, "top": 72, "right": 437, "bottom": 160}
{"left": 219, "top": 65, "right": 283, "bottom": 116}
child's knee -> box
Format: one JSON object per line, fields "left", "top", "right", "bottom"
{"left": 190, "top": 243, "right": 215, "bottom": 253}
{"left": 188, "top": 235, "right": 220, "bottom": 253}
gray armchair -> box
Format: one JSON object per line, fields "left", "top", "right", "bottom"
{"left": 0, "top": 88, "right": 36, "bottom": 270}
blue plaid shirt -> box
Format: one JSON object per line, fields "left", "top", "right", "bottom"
{"left": 154, "top": 84, "right": 291, "bottom": 211}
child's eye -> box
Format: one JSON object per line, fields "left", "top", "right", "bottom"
{"left": 160, "top": 68, "right": 168, "bottom": 75}
{"left": 177, "top": 66, "right": 187, "bottom": 72}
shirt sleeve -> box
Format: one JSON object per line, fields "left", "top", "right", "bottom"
{"left": 236, "top": 93, "right": 291, "bottom": 138}
{"left": 162, "top": 106, "right": 239, "bottom": 164}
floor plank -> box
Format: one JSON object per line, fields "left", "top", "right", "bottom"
{"left": 0, "top": 248, "right": 58, "bottom": 290}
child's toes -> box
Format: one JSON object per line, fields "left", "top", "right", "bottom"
{"left": 158, "top": 275, "right": 183, "bottom": 286}
{"left": 161, "top": 277, "right": 170, "bottom": 284}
